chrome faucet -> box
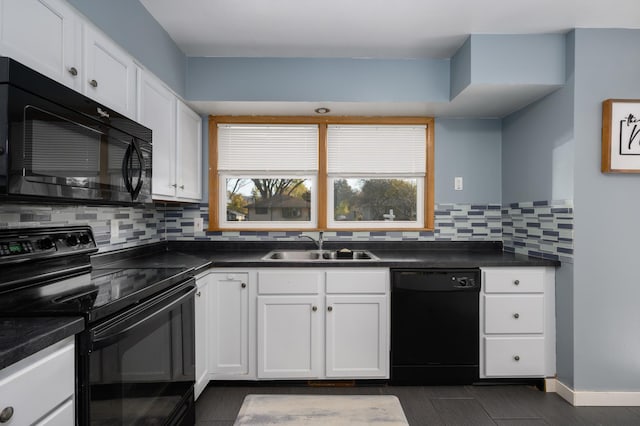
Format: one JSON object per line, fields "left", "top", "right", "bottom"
{"left": 298, "top": 231, "right": 324, "bottom": 251}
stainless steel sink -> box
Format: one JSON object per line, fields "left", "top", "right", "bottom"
{"left": 262, "top": 249, "right": 379, "bottom": 261}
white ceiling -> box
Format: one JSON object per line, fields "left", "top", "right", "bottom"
{"left": 139, "top": 0, "right": 640, "bottom": 116}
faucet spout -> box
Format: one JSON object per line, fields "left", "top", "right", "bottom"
{"left": 298, "top": 231, "right": 324, "bottom": 251}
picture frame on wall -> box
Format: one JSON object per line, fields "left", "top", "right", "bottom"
{"left": 602, "top": 99, "right": 640, "bottom": 173}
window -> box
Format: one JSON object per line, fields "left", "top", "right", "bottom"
{"left": 215, "top": 123, "right": 318, "bottom": 229}
{"left": 209, "top": 117, "right": 434, "bottom": 231}
{"left": 327, "top": 125, "right": 426, "bottom": 229}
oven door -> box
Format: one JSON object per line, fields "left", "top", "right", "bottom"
{"left": 4, "top": 85, "right": 151, "bottom": 204}
{"left": 88, "top": 280, "right": 195, "bottom": 425}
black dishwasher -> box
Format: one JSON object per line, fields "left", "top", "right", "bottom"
{"left": 391, "top": 268, "right": 481, "bottom": 385}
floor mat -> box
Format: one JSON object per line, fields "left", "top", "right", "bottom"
{"left": 235, "top": 394, "right": 409, "bottom": 425}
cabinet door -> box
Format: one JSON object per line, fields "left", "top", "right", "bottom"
{"left": 257, "top": 295, "right": 321, "bottom": 379}
{"left": 325, "top": 295, "right": 388, "bottom": 378}
{"left": 83, "top": 25, "right": 137, "bottom": 117}
{"left": 175, "top": 100, "right": 202, "bottom": 201}
{"left": 194, "top": 274, "right": 209, "bottom": 399}
{"left": 0, "top": 0, "right": 81, "bottom": 90}
{"left": 139, "top": 72, "right": 177, "bottom": 200}
{"left": 210, "top": 273, "right": 250, "bottom": 377}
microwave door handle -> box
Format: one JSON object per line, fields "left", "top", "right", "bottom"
{"left": 121, "top": 143, "right": 133, "bottom": 193}
{"left": 130, "top": 140, "right": 144, "bottom": 201}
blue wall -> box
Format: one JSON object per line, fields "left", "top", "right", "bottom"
{"left": 187, "top": 57, "right": 450, "bottom": 102}
{"left": 435, "top": 119, "right": 502, "bottom": 204}
{"left": 501, "top": 31, "right": 575, "bottom": 387}
{"left": 67, "top": 0, "right": 187, "bottom": 96}
{"left": 572, "top": 29, "right": 640, "bottom": 391}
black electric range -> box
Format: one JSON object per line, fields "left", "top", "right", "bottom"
{"left": 0, "top": 226, "right": 197, "bottom": 425}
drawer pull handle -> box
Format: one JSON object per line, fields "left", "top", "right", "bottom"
{"left": 513, "top": 313, "right": 520, "bottom": 319}
{"left": 312, "top": 306, "right": 317, "bottom": 312}
{"left": 89, "top": 79, "right": 98, "bottom": 88}
{"left": 0, "top": 406, "right": 14, "bottom": 423}
{"left": 241, "top": 283, "right": 247, "bottom": 288}
{"left": 68, "top": 66, "right": 78, "bottom": 76}
{"left": 514, "top": 355, "right": 520, "bottom": 361}
{"left": 328, "top": 306, "right": 333, "bottom": 312}
{"left": 514, "top": 279, "right": 520, "bottom": 285}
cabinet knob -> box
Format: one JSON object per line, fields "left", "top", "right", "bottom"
{"left": 327, "top": 306, "right": 333, "bottom": 312}
{"left": 312, "top": 306, "right": 318, "bottom": 312}
{"left": 196, "top": 291, "right": 201, "bottom": 297}
{"left": 180, "top": 185, "right": 185, "bottom": 190}
{"left": 514, "top": 355, "right": 520, "bottom": 361}
{"left": 241, "top": 283, "right": 247, "bottom": 288}
{"left": 171, "top": 184, "right": 177, "bottom": 188}
{"left": 0, "top": 406, "right": 14, "bottom": 423}
{"left": 513, "top": 313, "right": 520, "bottom": 319}
{"left": 89, "top": 79, "right": 98, "bottom": 88}
{"left": 68, "top": 66, "right": 78, "bottom": 76}
{"left": 513, "top": 279, "right": 520, "bottom": 285}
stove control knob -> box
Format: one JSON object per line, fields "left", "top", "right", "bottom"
{"left": 39, "top": 238, "right": 54, "bottom": 250}
{"left": 79, "top": 234, "right": 91, "bottom": 245}
{"left": 66, "top": 235, "right": 79, "bottom": 246}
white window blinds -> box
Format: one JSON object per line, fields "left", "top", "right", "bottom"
{"left": 217, "top": 124, "right": 318, "bottom": 172}
{"left": 327, "top": 125, "right": 427, "bottom": 175}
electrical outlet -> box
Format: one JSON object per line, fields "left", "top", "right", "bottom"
{"left": 194, "top": 217, "right": 204, "bottom": 232}
{"left": 454, "top": 177, "right": 463, "bottom": 191}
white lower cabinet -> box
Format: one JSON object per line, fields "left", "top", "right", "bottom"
{"left": 325, "top": 294, "right": 388, "bottom": 378}
{"left": 209, "top": 272, "right": 253, "bottom": 379}
{"left": 0, "top": 336, "right": 75, "bottom": 425}
{"left": 257, "top": 294, "right": 322, "bottom": 379}
{"left": 480, "top": 267, "right": 555, "bottom": 379}
{"left": 255, "top": 268, "right": 389, "bottom": 380}
{"left": 194, "top": 272, "right": 210, "bottom": 400}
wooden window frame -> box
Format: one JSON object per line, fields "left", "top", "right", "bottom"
{"left": 208, "top": 115, "right": 434, "bottom": 231}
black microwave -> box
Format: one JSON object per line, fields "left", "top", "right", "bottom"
{"left": 0, "top": 57, "right": 152, "bottom": 205}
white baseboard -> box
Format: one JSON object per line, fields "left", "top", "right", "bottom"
{"left": 547, "top": 379, "right": 640, "bottom": 406}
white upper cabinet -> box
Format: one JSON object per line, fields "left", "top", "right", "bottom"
{"left": 2, "top": 0, "right": 203, "bottom": 201}
{"left": 0, "top": 0, "right": 138, "bottom": 118}
{"left": 83, "top": 25, "right": 138, "bottom": 118}
{"left": 0, "top": 0, "right": 82, "bottom": 90}
{"left": 139, "top": 72, "right": 177, "bottom": 199}
{"left": 175, "top": 100, "right": 202, "bottom": 201}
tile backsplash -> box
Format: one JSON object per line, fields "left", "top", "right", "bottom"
{"left": 502, "top": 200, "right": 574, "bottom": 263}
{"left": 0, "top": 200, "right": 574, "bottom": 261}
{"left": 163, "top": 203, "right": 503, "bottom": 242}
{"left": 0, "top": 203, "right": 163, "bottom": 251}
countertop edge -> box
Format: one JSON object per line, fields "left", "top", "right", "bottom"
{"left": 0, "top": 316, "right": 84, "bottom": 370}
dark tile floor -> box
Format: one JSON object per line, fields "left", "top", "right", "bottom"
{"left": 195, "top": 384, "right": 640, "bottom": 426}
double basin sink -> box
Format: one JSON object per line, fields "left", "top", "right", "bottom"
{"left": 262, "top": 249, "right": 379, "bottom": 262}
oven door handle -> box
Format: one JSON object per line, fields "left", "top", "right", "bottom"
{"left": 91, "top": 282, "right": 195, "bottom": 349}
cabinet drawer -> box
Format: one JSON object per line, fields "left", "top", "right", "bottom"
{"left": 484, "top": 337, "right": 545, "bottom": 377}
{"left": 484, "top": 295, "right": 544, "bottom": 334}
{"left": 258, "top": 271, "right": 322, "bottom": 294}
{"left": 326, "top": 269, "right": 387, "bottom": 294}
{"left": 0, "top": 337, "right": 74, "bottom": 425}
{"left": 483, "top": 268, "right": 545, "bottom": 293}
{"left": 36, "top": 398, "right": 74, "bottom": 426}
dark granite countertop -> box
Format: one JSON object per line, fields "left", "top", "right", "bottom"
{"left": 166, "top": 241, "right": 560, "bottom": 269}
{"left": 0, "top": 317, "right": 84, "bottom": 370}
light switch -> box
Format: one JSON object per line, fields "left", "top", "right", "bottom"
{"left": 454, "top": 177, "right": 463, "bottom": 191}
{"left": 194, "top": 217, "right": 204, "bottom": 232}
